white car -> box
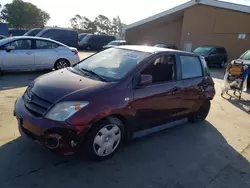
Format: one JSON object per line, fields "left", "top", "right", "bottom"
{"left": 0, "top": 36, "right": 80, "bottom": 72}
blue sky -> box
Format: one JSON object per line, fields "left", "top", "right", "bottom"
{"left": 1, "top": 0, "right": 250, "bottom": 27}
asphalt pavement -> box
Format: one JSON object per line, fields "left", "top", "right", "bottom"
{"left": 1, "top": 54, "right": 250, "bottom": 188}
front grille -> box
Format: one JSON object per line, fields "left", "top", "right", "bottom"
{"left": 23, "top": 87, "right": 52, "bottom": 116}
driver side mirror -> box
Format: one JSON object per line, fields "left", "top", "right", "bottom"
{"left": 5, "top": 45, "right": 15, "bottom": 52}
{"left": 140, "top": 74, "right": 152, "bottom": 86}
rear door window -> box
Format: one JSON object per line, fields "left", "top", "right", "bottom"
{"left": 180, "top": 55, "right": 203, "bottom": 79}
{"left": 200, "top": 56, "right": 210, "bottom": 76}
{"left": 36, "top": 40, "right": 60, "bottom": 49}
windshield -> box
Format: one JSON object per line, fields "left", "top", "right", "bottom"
{"left": 154, "top": 44, "right": 166, "bottom": 48}
{"left": 240, "top": 50, "right": 250, "bottom": 60}
{"left": 78, "top": 34, "right": 87, "bottom": 40}
{"left": 35, "top": 29, "right": 46, "bottom": 37}
{"left": 194, "top": 47, "right": 213, "bottom": 53}
{"left": 80, "top": 35, "right": 92, "bottom": 44}
{"left": 108, "top": 41, "right": 121, "bottom": 45}
{"left": 76, "top": 48, "right": 150, "bottom": 80}
{"left": 24, "top": 29, "right": 42, "bottom": 36}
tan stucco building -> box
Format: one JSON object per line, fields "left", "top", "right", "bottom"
{"left": 124, "top": 0, "right": 250, "bottom": 61}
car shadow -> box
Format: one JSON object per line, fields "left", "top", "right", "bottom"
{"left": 0, "top": 70, "right": 50, "bottom": 90}
{"left": 1, "top": 121, "right": 250, "bottom": 188}
{"left": 222, "top": 92, "right": 250, "bottom": 113}
{"left": 210, "top": 67, "right": 225, "bottom": 80}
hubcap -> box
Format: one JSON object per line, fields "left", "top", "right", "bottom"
{"left": 56, "top": 61, "right": 68, "bottom": 69}
{"left": 93, "top": 124, "right": 121, "bottom": 157}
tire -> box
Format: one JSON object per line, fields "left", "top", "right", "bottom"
{"left": 189, "top": 100, "right": 211, "bottom": 122}
{"left": 83, "top": 117, "right": 125, "bottom": 161}
{"left": 54, "top": 59, "right": 70, "bottom": 70}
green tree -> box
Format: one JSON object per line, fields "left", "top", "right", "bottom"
{"left": 0, "top": 0, "right": 50, "bottom": 29}
{"left": 111, "top": 16, "right": 126, "bottom": 37}
{"left": 70, "top": 14, "right": 126, "bottom": 36}
{"left": 94, "top": 15, "right": 112, "bottom": 35}
{"left": 70, "top": 14, "right": 97, "bottom": 33}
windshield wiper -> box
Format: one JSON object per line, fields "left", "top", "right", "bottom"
{"left": 76, "top": 66, "right": 107, "bottom": 82}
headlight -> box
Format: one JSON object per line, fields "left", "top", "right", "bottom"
{"left": 45, "top": 101, "right": 89, "bottom": 121}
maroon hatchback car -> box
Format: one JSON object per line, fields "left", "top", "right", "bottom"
{"left": 14, "top": 45, "right": 215, "bottom": 160}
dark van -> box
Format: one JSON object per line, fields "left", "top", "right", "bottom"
{"left": 79, "top": 34, "right": 116, "bottom": 50}
{"left": 36, "top": 28, "right": 78, "bottom": 48}
{"left": 193, "top": 45, "right": 228, "bottom": 68}
{"left": 0, "top": 23, "right": 8, "bottom": 36}
{"left": 8, "top": 29, "right": 28, "bottom": 37}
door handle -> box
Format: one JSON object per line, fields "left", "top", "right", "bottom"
{"left": 26, "top": 52, "right": 32, "bottom": 55}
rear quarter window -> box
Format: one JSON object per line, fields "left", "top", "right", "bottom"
{"left": 180, "top": 55, "right": 203, "bottom": 79}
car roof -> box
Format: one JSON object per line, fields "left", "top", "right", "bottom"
{"left": 79, "top": 33, "right": 87, "bottom": 35}
{"left": 116, "top": 45, "right": 194, "bottom": 55}
{"left": 28, "top": 28, "right": 42, "bottom": 31}
{"left": 111, "top": 40, "right": 126, "bottom": 42}
{"left": 0, "top": 36, "right": 69, "bottom": 47}
{"left": 41, "top": 27, "right": 76, "bottom": 31}
{"left": 87, "top": 34, "right": 115, "bottom": 37}
{"left": 200, "top": 45, "right": 225, "bottom": 48}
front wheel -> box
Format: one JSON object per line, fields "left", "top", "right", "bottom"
{"left": 83, "top": 117, "right": 124, "bottom": 161}
{"left": 189, "top": 100, "right": 211, "bottom": 122}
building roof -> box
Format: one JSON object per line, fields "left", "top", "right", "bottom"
{"left": 124, "top": 0, "right": 250, "bottom": 31}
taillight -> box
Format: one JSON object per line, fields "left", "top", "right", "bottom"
{"left": 72, "top": 49, "right": 78, "bottom": 55}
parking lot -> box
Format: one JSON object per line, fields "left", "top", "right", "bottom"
{"left": 1, "top": 52, "right": 250, "bottom": 188}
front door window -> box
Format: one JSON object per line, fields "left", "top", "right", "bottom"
{"left": 132, "top": 54, "right": 182, "bottom": 130}
{"left": 5, "top": 39, "right": 32, "bottom": 50}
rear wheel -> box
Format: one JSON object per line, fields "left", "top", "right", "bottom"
{"left": 54, "top": 59, "right": 70, "bottom": 70}
{"left": 189, "top": 100, "right": 211, "bottom": 122}
{"left": 83, "top": 117, "right": 125, "bottom": 161}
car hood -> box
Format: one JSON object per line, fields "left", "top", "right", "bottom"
{"left": 103, "top": 45, "right": 115, "bottom": 49}
{"left": 30, "top": 68, "right": 111, "bottom": 103}
{"left": 235, "top": 59, "right": 250, "bottom": 65}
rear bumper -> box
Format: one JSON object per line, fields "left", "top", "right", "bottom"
{"left": 14, "top": 97, "right": 80, "bottom": 155}
{"left": 71, "top": 55, "right": 80, "bottom": 65}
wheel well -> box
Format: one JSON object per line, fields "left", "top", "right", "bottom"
{"left": 84, "top": 114, "right": 130, "bottom": 143}
{"left": 54, "top": 58, "right": 70, "bottom": 68}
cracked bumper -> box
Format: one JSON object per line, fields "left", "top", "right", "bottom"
{"left": 14, "top": 97, "right": 78, "bottom": 156}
